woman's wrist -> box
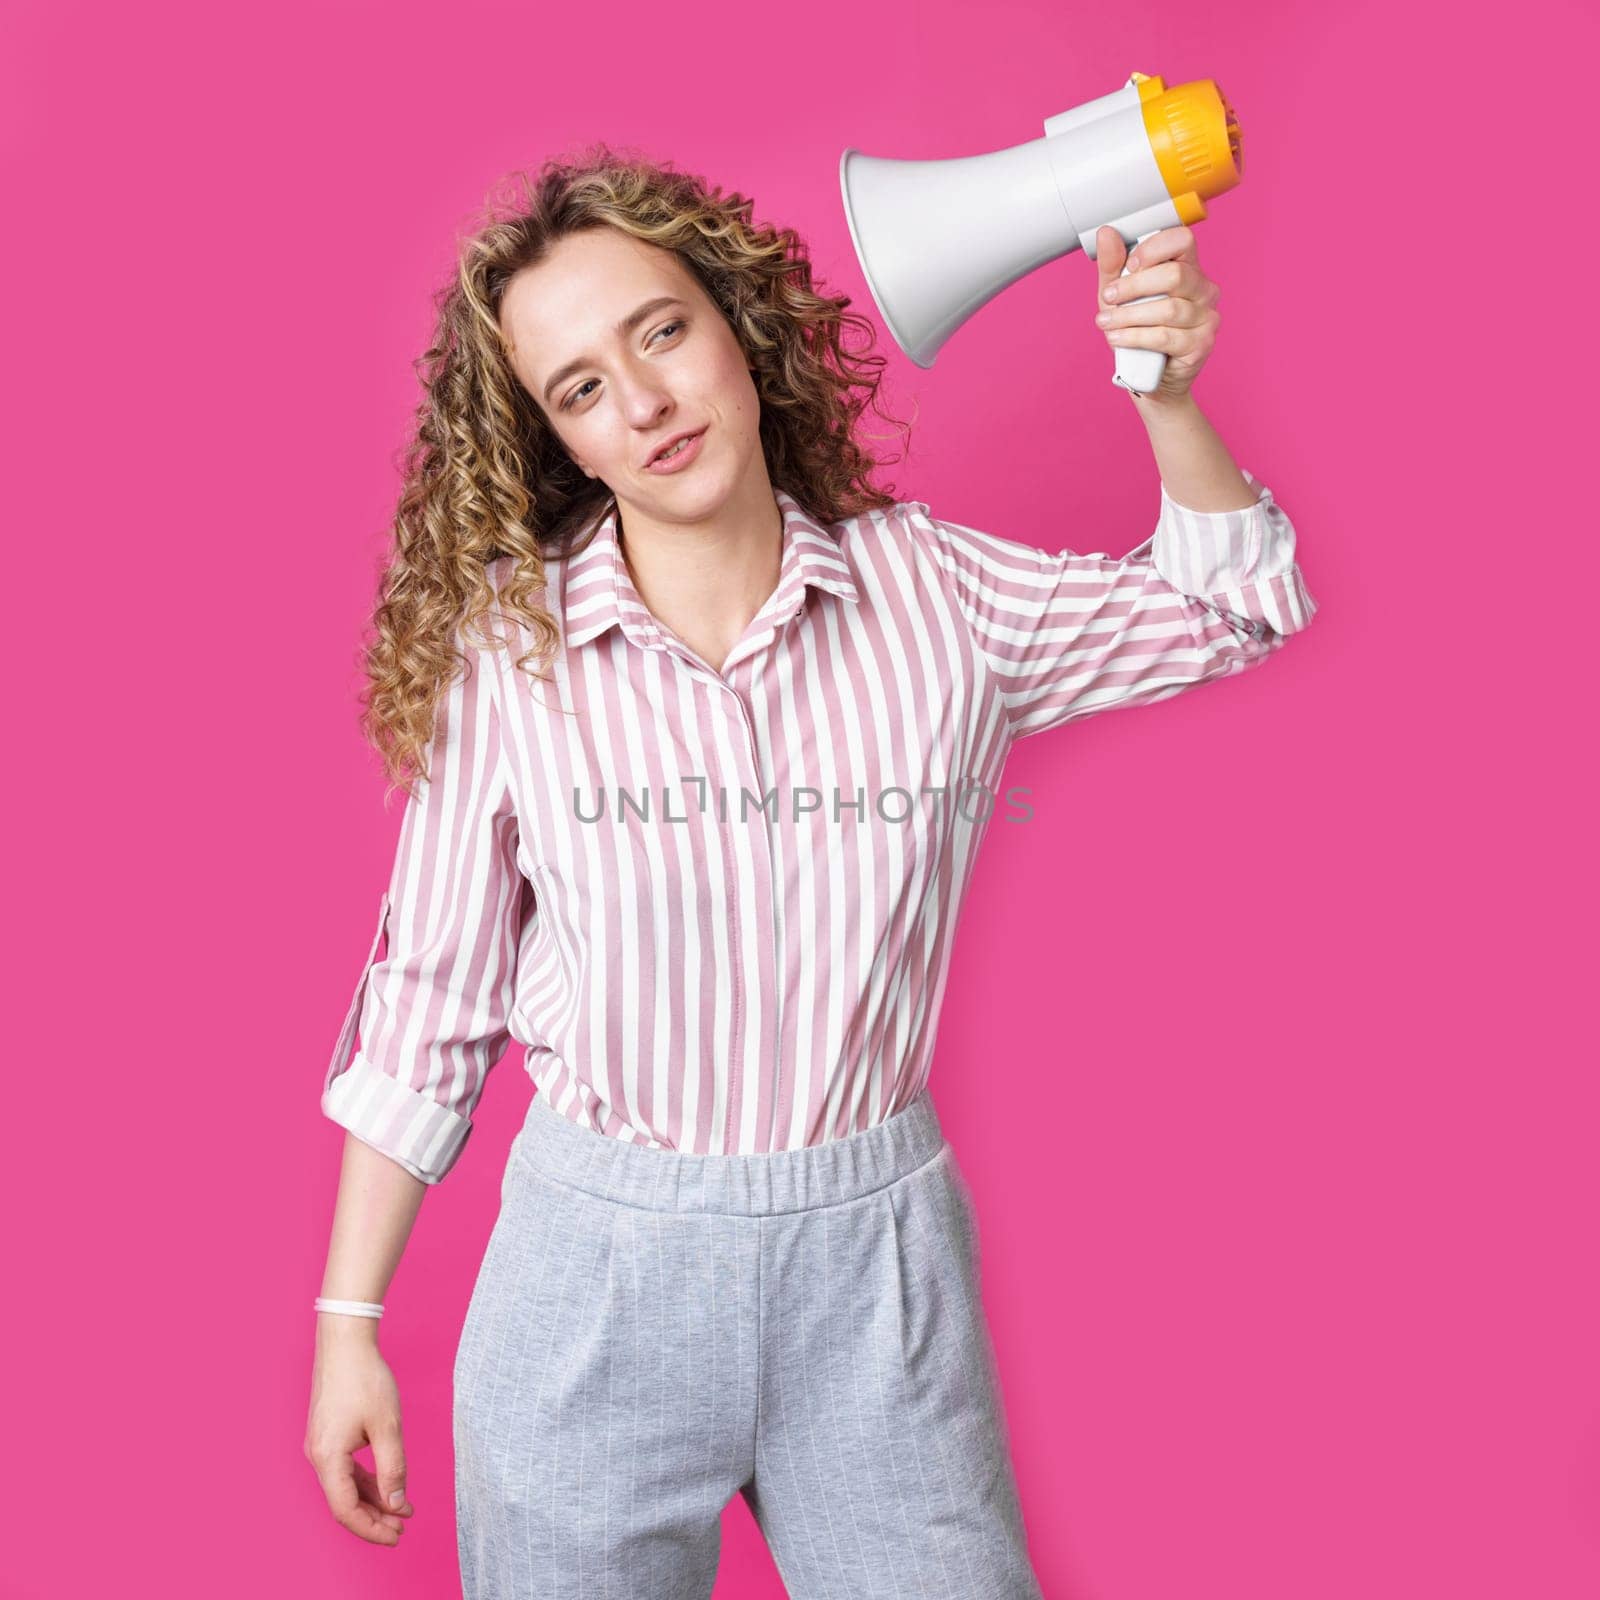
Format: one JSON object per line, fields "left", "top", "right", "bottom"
{"left": 316, "top": 1311, "right": 382, "bottom": 1348}
{"left": 1128, "top": 388, "right": 1198, "bottom": 422}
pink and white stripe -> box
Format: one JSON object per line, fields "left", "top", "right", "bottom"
{"left": 324, "top": 473, "right": 1318, "bottom": 1179}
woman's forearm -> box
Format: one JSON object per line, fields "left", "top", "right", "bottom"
{"left": 1128, "top": 390, "right": 1258, "bottom": 512}
{"left": 316, "top": 1131, "right": 428, "bottom": 1347}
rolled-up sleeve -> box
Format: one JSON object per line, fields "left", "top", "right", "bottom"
{"left": 906, "top": 467, "right": 1319, "bottom": 741}
{"left": 321, "top": 636, "right": 532, "bottom": 1184}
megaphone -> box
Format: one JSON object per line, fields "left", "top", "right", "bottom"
{"left": 839, "top": 71, "right": 1242, "bottom": 395}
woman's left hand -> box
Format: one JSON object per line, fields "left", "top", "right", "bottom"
{"left": 1093, "top": 224, "right": 1221, "bottom": 403}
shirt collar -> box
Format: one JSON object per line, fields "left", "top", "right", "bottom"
{"left": 560, "top": 486, "right": 859, "bottom": 652}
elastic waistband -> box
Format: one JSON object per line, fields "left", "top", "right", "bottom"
{"left": 511, "top": 1088, "right": 947, "bottom": 1216}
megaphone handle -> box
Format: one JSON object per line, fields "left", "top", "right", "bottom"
{"left": 1110, "top": 230, "right": 1168, "bottom": 396}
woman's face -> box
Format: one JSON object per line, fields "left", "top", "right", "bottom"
{"left": 500, "top": 227, "right": 764, "bottom": 517}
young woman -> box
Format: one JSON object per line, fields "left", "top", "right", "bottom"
{"left": 305, "top": 144, "right": 1317, "bottom": 1598}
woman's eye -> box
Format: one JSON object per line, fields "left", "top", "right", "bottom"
{"left": 561, "top": 322, "right": 685, "bottom": 411}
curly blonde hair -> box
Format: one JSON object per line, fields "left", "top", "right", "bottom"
{"left": 356, "top": 140, "right": 915, "bottom": 800}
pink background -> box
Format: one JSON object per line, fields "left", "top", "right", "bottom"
{"left": 5, "top": 0, "right": 1595, "bottom": 1595}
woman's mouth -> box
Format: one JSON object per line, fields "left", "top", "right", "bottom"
{"left": 645, "top": 426, "right": 708, "bottom": 473}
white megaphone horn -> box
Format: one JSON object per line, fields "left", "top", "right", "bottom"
{"left": 839, "top": 71, "right": 1242, "bottom": 395}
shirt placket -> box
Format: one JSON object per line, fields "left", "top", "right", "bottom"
{"left": 641, "top": 590, "right": 804, "bottom": 1150}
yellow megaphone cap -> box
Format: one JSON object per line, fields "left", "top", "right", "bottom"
{"left": 1128, "top": 73, "right": 1244, "bottom": 224}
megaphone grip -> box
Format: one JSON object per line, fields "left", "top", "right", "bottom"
{"left": 1113, "top": 342, "right": 1167, "bottom": 395}
{"left": 1110, "top": 230, "right": 1169, "bottom": 395}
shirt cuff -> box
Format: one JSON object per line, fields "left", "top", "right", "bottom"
{"left": 1148, "top": 467, "right": 1319, "bottom": 636}
{"left": 321, "top": 1049, "right": 474, "bottom": 1185}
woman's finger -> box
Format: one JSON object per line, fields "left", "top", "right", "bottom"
{"left": 1097, "top": 295, "right": 1207, "bottom": 330}
{"left": 352, "top": 1457, "right": 411, "bottom": 1529}
{"left": 1105, "top": 316, "right": 1219, "bottom": 359}
{"left": 1122, "top": 224, "right": 1198, "bottom": 274}
{"left": 1095, "top": 225, "right": 1129, "bottom": 290}
{"left": 1104, "top": 258, "right": 1210, "bottom": 307}
{"left": 1104, "top": 323, "right": 1182, "bottom": 351}
{"left": 310, "top": 1446, "right": 403, "bottom": 1545}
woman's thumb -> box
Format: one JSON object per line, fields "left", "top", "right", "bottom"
{"left": 1096, "top": 226, "right": 1126, "bottom": 279}
{"left": 372, "top": 1424, "right": 409, "bottom": 1509}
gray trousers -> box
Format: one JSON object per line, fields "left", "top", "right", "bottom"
{"left": 452, "top": 1086, "right": 1045, "bottom": 1599}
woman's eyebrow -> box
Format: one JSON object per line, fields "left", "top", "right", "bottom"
{"left": 541, "top": 296, "right": 689, "bottom": 402}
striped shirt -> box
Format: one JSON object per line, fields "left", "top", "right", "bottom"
{"left": 323, "top": 472, "right": 1318, "bottom": 1179}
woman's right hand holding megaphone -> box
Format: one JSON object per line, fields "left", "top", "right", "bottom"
{"left": 1093, "top": 223, "right": 1221, "bottom": 404}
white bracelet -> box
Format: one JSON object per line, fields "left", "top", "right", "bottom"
{"left": 315, "top": 1296, "right": 385, "bottom": 1319}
